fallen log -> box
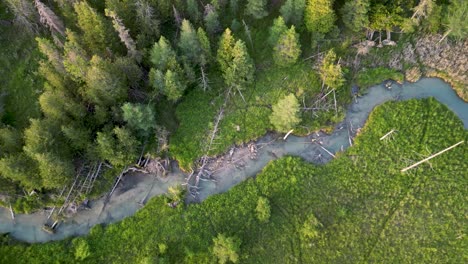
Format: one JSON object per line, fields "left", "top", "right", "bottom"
{"left": 401, "top": 141, "right": 464, "bottom": 172}
{"left": 283, "top": 130, "right": 294, "bottom": 140}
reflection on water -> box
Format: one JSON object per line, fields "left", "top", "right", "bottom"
{"left": 1, "top": 78, "right": 467, "bottom": 243}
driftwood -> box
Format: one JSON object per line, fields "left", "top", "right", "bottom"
{"left": 401, "top": 141, "right": 464, "bottom": 172}
{"left": 283, "top": 130, "right": 294, "bottom": 140}
{"left": 9, "top": 203, "right": 15, "bottom": 223}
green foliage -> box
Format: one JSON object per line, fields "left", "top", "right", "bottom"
{"left": 163, "top": 70, "right": 186, "bottom": 102}
{"left": 341, "top": 0, "right": 370, "bottom": 34}
{"left": 187, "top": 0, "right": 201, "bottom": 23}
{"left": 270, "top": 94, "right": 301, "bottom": 133}
{"left": 319, "top": 49, "right": 345, "bottom": 89}
{"left": 0, "top": 153, "right": 40, "bottom": 189}
{"left": 96, "top": 126, "right": 140, "bottom": 168}
{"left": 273, "top": 26, "right": 301, "bottom": 67}
{"left": 444, "top": 0, "right": 467, "bottom": 40}
{"left": 204, "top": 5, "right": 221, "bottom": 35}
{"left": 63, "top": 30, "right": 89, "bottom": 82}
{"left": 150, "top": 36, "right": 177, "bottom": 72}
{"left": 245, "top": 0, "right": 267, "bottom": 19}
{"left": 304, "top": 0, "right": 336, "bottom": 34}
{"left": 280, "top": 0, "right": 306, "bottom": 26}
{"left": 268, "top": 16, "right": 288, "bottom": 46}
{"left": 0, "top": 126, "right": 22, "bottom": 156}
{"left": 197, "top": 27, "right": 212, "bottom": 65}
{"left": 74, "top": 1, "right": 118, "bottom": 54}
{"left": 122, "top": 103, "right": 156, "bottom": 136}
{"left": 212, "top": 234, "right": 241, "bottom": 264}
{"left": 84, "top": 55, "right": 128, "bottom": 107}
{"left": 178, "top": 19, "right": 202, "bottom": 64}
{"left": 72, "top": 238, "right": 91, "bottom": 261}
{"left": 255, "top": 197, "right": 271, "bottom": 223}
{"left": 356, "top": 67, "right": 404, "bottom": 89}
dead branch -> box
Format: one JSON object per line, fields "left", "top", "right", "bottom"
{"left": 283, "top": 129, "right": 294, "bottom": 140}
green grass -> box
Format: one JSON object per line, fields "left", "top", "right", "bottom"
{"left": 1, "top": 98, "right": 466, "bottom": 263}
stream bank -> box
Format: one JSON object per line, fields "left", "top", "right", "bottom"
{"left": 0, "top": 78, "right": 467, "bottom": 243}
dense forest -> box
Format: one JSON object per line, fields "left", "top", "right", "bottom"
{"left": 0, "top": 0, "right": 466, "bottom": 262}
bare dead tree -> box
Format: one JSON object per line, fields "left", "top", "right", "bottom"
{"left": 34, "top": 0, "right": 65, "bottom": 36}
{"left": 5, "top": 0, "right": 39, "bottom": 34}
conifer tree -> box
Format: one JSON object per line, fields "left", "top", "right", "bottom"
{"left": 280, "top": 0, "right": 306, "bottom": 26}
{"left": 319, "top": 49, "right": 344, "bottom": 89}
{"left": 268, "top": 16, "right": 288, "bottom": 46}
{"left": 246, "top": 0, "right": 268, "bottom": 19}
{"left": 340, "top": 0, "right": 370, "bottom": 34}
{"left": 273, "top": 26, "right": 301, "bottom": 67}
{"left": 178, "top": 19, "right": 201, "bottom": 64}
{"left": 270, "top": 93, "right": 301, "bottom": 133}
{"left": 304, "top": 0, "right": 336, "bottom": 35}
{"left": 63, "top": 30, "right": 89, "bottom": 81}
{"left": 204, "top": 4, "right": 221, "bottom": 35}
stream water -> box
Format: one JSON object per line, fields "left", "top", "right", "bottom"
{"left": 0, "top": 78, "right": 467, "bottom": 243}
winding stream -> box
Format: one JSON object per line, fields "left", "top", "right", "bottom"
{"left": 1, "top": 78, "right": 467, "bottom": 243}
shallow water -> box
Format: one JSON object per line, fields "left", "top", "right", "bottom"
{"left": 1, "top": 78, "right": 467, "bottom": 243}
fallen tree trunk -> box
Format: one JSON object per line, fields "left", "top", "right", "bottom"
{"left": 380, "top": 129, "right": 396, "bottom": 140}
{"left": 401, "top": 141, "right": 464, "bottom": 172}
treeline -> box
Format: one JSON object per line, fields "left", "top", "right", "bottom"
{"left": 0, "top": 98, "right": 466, "bottom": 263}
{"left": 0, "top": 0, "right": 466, "bottom": 206}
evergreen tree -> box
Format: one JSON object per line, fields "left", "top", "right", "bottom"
{"left": 187, "top": 0, "right": 201, "bottom": 23}
{"left": 217, "top": 28, "right": 236, "bottom": 73}
{"left": 270, "top": 93, "right": 301, "bottom": 133}
{"left": 340, "top": 0, "right": 370, "bottom": 34}
{"left": 204, "top": 4, "right": 221, "bottom": 35}
{"left": 164, "top": 70, "right": 185, "bottom": 101}
{"left": 197, "top": 27, "right": 212, "bottom": 65}
{"left": 150, "top": 36, "right": 178, "bottom": 71}
{"left": 134, "top": 0, "right": 160, "bottom": 48}
{"left": 84, "top": 56, "right": 128, "bottom": 107}
{"left": 178, "top": 19, "right": 202, "bottom": 64}
{"left": 304, "top": 0, "right": 336, "bottom": 35}
{"left": 319, "top": 49, "right": 344, "bottom": 89}
{"left": 74, "top": 1, "right": 118, "bottom": 54}
{"left": 268, "top": 16, "right": 288, "bottom": 46}
{"left": 121, "top": 103, "right": 156, "bottom": 136}
{"left": 212, "top": 234, "right": 241, "bottom": 264}
{"left": 0, "top": 153, "right": 40, "bottom": 189}
{"left": 96, "top": 126, "right": 140, "bottom": 168}
{"left": 245, "top": 0, "right": 268, "bottom": 19}
{"left": 63, "top": 30, "right": 89, "bottom": 82}
{"left": 280, "top": 0, "right": 306, "bottom": 26}
{"left": 444, "top": 0, "right": 467, "bottom": 40}
{"left": 273, "top": 26, "right": 301, "bottom": 67}
{"left": 36, "top": 37, "right": 65, "bottom": 74}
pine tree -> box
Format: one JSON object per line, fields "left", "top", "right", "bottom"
{"left": 443, "top": 0, "right": 467, "bottom": 40}
{"left": 204, "top": 4, "right": 221, "bottom": 35}
{"left": 105, "top": 9, "right": 140, "bottom": 60}
{"left": 273, "top": 26, "right": 301, "bottom": 67}
{"left": 340, "top": 0, "right": 370, "bottom": 34}
{"left": 197, "top": 27, "right": 212, "bottom": 65}
{"left": 63, "top": 30, "right": 89, "bottom": 81}
{"left": 121, "top": 103, "right": 156, "bottom": 136}
{"left": 270, "top": 93, "right": 301, "bottom": 133}
{"left": 304, "top": 0, "right": 336, "bottom": 35}
{"left": 280, "top": 0, "right": 306, "bottom": 26}
{"left": 134, "top": 0, "right": 160, "bottom": 48}
{"left": 96, "top": 126, "right": 140, "bottom": 168}
{"left": 164, "top": 70, "right": 185, "bottom": 101}
{"left": 178, "top": 19, "right": 201, "bottom": 63}
{"left": 34, "top": 0, "right": 65, "bottom": 36}
{"left": 224, "top": 40, "right": 254, "bottom": 92}
{"left": 217, "top": 28, "right": 236, "bottom": 73}
{"left": 319, "top": 49, "right": 344, "bottom": 89}
{"left": 84, "top": 56, "right": 128, "bottom": 107}
{"left": 36, "top": 37, "right": 65, "bottom": 74}
{"left": 268, "top": 16, "right": 288, "bottom": 46}
{"left": 74, "top": 1, "right": 118, "bottom": 54}
{"left": 187, "top": 0, "right": 201, "bottom": 23}
{"left": 150, "top": 36, "right": 178, "bottom": 71}
{"left": 245, "top": 0, "right": 268, "bottom": 19}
